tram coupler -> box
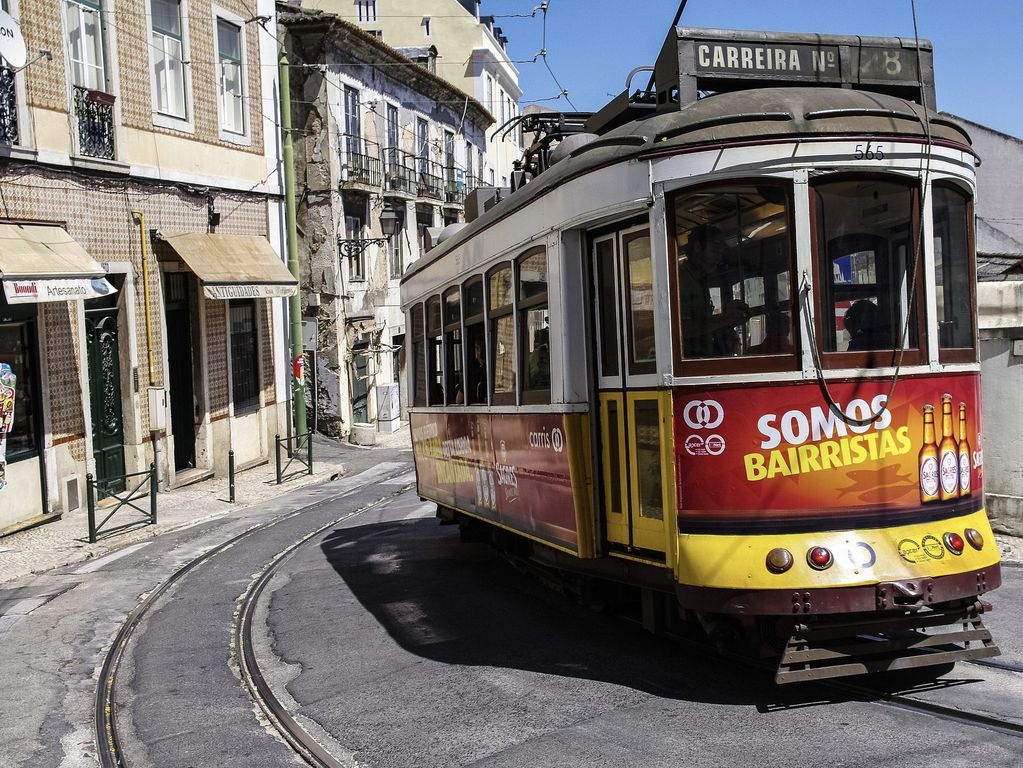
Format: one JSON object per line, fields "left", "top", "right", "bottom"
{"left": 875, "top": 578, "right": 935, "bottom": 610}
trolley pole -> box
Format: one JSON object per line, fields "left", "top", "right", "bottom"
{"left": 279, "top": 47, "right": 307, "bottom": 439}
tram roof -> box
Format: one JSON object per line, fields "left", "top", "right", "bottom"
{"left": 402, "top": 86, "right": 972, "bottom": 285}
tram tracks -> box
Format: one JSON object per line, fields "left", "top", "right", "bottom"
{"left": 94, "top": 468, "right": 415, "bottom": 768}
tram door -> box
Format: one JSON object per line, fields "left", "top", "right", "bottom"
{"left": 592, "top": 228, "right": 670, "bottom": 556}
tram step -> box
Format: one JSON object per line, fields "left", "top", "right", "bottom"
{"left": 774, "top": 602, "right": 1000, "bottom": 684}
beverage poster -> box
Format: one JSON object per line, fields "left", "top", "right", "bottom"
{"left": 0, "top": 362, "right": 16, "bottom": 492}
{"left": 673, "top": 374, "right": 983, "bottom": 531}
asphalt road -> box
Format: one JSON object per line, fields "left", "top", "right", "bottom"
{"left": 1, "top": 448, "right": 1021, "bottom": 768}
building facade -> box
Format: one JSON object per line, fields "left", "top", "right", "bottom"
{"left": 306, "top": 0, "right": 521, "bottom": 190}
{"left": 280, "top": 6, "right": 491, "bottom": 438}
{"left": 0, "top": 0, "right": 292, "bottom": 535}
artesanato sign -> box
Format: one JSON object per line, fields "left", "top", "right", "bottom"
{"left": 3, "top": 278, "right": 117, "bottom": 304}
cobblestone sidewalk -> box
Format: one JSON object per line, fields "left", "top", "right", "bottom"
{"left": 0, "top": 427, "right": 412, "bottom": 585}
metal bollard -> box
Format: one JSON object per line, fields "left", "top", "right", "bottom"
{"left": 86, "top": 473, "right": 96, "bottom": 543}
{"left": 306, "top": 432, "right": 313, "bottom": 475}
{"left": 275, "top": 434, "right": 282, "bottom": 485}
{"left": 149, "top": 463, "right": 157, "bottom": 524}
{"left": 228, "top": 450, "right": 236, "bottom": 502}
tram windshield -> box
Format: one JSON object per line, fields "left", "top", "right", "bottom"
{"left": 813, "top": 179, "right": 920, "bottom": 355}
{"left": 673, "top": 183, "right": 794, "bottom": 360}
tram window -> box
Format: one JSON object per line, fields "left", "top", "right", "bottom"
{"left": 488, "top": 265, "right": 515, "bottom": 405}
{"left": 594, "top": 237, "right": 620, "bottom": 377}
{"left": 443, "top": 288, "right": 464, "bottom": 403}
{"left": 411, "top": 303, "right": 426, "bottom": 407}
{"left": 518, "top": 248, "right": 550, "bottom": 403}
{"left": 813, "top": 179, "right": 921, "bottom": 359}
{"left": 933, "top": 184, "right": 975, "bottom": 356}
{"left": 463, "top": 277, "right": 486, "bottom": 405}
{"left": 673, "top": 184, "right": 795, "bottom": 362}
{"left": 634, "top": 400, "right": 664, "bottom": 521}
{"left": 426, "top": 296, "right": 443, "bottom": 404}
{"left": 624, "top": 230, "right": 656, "bottom": 375}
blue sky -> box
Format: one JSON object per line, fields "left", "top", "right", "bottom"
{"left": 488, "top": 0, "right": 1022, "bottom": 137}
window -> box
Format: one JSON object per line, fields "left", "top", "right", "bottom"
{"left": 389, "top": 205, "right": 406, "bottom": 280}
{"left": 488, "top": 264, "right": 514, "bottom": 404}
{"left": 465, "top": 140, "right": 473, "bottom": 186}
{"left": 216, "top": 19, "right": 245, "bottom": 135}
{"left": 386, "top": 103, "right": 399, "bottom": 151}
{"left": 0, "top": 304, "right": 40, "bottom": 462}
{"left": 66, "top": 0, "right": 107, "bottom": 92}
{"left": 411, "top": 304, "right": 426, "bottom": 406}
{"left": 422, "top": 16, "right": 431, "bottom": 37}
{"left": 426, "top": 296, "right": 443, "bottom": 404}
{"left": 813, "top": 177, "right": 923, "bottom": 366}
{"left": 345, "top": 208, "right": 366, "bottom": 281}
{"left": 518, "top": 248, "right": 550, "bottom": 403}
{"left": 151, "top": 0, "right": 187, "bottom": 119}
{"left": 444, "top": 130, "right": 455, "bottom": 173}
{"left": 463, "top": 278, "right": 486, "bottom": 405}
{"left": 672, "top": 183, "right": 796, "bottom": 371}
{"left": 416, "top": 205, "right": 433, "bottom": 252}
{"left": 624, "top": 230, "right": 655, "bottom": 375}
{"left": 344, "top": 85, "right": 361, "bottom": 157}
{"left": 595, "top": 236, "right": 620, "bottom": 377}
{"left": 355, "top": 0, "right": 377, "bottom": 22}
{"left": 416, "top": 117, "right": 429, "bottom": 174}
{"left": 229, "top": 300, "right": 259, "bottom": 414}
{"left": 933, "top": 183, "right": 975, "bottom": 359}
{"left": 443, "top": 288, "right": 463, "bottom": 404}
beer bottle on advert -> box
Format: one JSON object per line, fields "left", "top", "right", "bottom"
{"left": 938, "top": 394, "right": 960, "bottom": 500}
{"left": 918, "top": 404, "right": 939, "bottom": 503}
{"left": 958, "top": 401, "right": 971, "bottom": 497}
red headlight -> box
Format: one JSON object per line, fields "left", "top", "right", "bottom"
{"left": 766, "top": 548, "right": 794, "bottom": 574}
{"left": 807, "top": 546, "right": 833, "bottom": 570}
{"left": 964, "top": 528, "right": 984, "bottom": 550}
{"left": 943, "top": 532, "right": 965, "bottom": 555}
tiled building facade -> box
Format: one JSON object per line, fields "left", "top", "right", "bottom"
{"left": 1, "top": 0, "right": 290, "bottom": 534}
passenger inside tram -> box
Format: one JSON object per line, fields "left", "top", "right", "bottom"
{"left": 679, "top": 223, "right": 750, "bottom": 358}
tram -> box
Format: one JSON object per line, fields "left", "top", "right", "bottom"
{"left": 400, "top": 26, "right": 1002, "bottom": 683}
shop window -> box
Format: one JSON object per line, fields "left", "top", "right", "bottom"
{"left": 229, "top": 300, "right": 259, "bottom": 414}
{"left": 813, "top": 177, "right": 923, "bottom": 366}
{"left": 518, "top": 247, "right": 550, "bottom": 403}
{"left": 443, "top": 288, "right": 463, "bottom": 404}
{"left": 411, "top": 304, "right": 426, "bottom": 406}
{"left": 933, "top": 183, "right": 976, "bottom": 360}
{"left": 673, "top": 183, "right": 795, "bottom": 369}
{"left": 463, "top": 278, "right": 486, "bottom": 405}
{"left": 0, "top": 306, "right": 40, "bottom": 462}
{"left": 426, "top": 295, "right": 443, "bottom": 404}
{"left": 488, "top": 264, "right": 514, "bottom": 405}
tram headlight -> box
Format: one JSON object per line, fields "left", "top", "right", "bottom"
{"left": 964, "top": 528, "right": 984, "bottom": 551}
{"left": 806, "top": 547, "right": 834, "bottom": 570}
{"left": 943, "top": 532, "right": 965, "bottom": 555}
{"left": 765, "top": 548, "right": 794, "bottom": 574}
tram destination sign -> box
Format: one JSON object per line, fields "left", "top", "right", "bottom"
{"left": 661, "top": 27, "right": 934, "bottom": 107}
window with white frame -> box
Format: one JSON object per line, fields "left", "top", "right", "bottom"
{"left": 344, "top": 85, "right": 361, "bottom": 157}
{"left": 151, "top": 0, "right": 187, "bottom": 119}
{"left": 216, "top": 18, "right": 245, "bottom": 135}
{"left": 416, "top": 117, "right": 429, "bottom": 174}
{"left": 66, "top": 0, "right": 107, "bottom": 92}
{"left": 422, "top": 16, "right": 431, "bottom": 37}
{"left": 355, "top": 0, "right": 377, "bottom": 22}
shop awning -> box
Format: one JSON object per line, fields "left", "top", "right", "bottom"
{"left": 0, "top": 223, "right": 116, "bottom": 304}
{"left": 162, "top": 233, "right": 297, "bottom": 300}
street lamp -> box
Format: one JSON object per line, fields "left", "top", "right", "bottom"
{"left": 337, "top": 203, "right": 400, "bottom": 258}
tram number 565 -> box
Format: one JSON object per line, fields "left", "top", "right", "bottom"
{"left": 854, "top": 142, "right": 885, "bottom": 161}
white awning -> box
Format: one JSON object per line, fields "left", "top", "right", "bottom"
{"left": 0, "top": 223, "right": 117, "bottom": 304}
{"left": 161, "top": 233, "right": 297, "bottom": 300}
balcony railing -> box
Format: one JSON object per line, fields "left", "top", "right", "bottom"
{"left": 341, "top": 149, "right": 382, "bottom": 187}
{"left": 73, "top": 86, "right": 115, "bottom": 159}
{"left": 0, "top": 67, "right": 18, "bottom": 145}
{"left": 444, "top": 168, "right": 465, "bottom": 206}
{"left": 385, "top": 148, "right": 417, "bottom": 196}
{"left": 417, "top": 159, "right": 444, "bottom": 201}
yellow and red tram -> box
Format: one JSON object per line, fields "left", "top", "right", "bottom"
{"left": 400, "top": 27, "right": 1001, "bottom": 682}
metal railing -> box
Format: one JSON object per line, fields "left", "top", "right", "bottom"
{"left": 444, "top": 168, "right": 466, "bottom": 206}
{"left": 86, "top": 464, "right": 157, "bottom": 543}
{"left": 275, "top": 432, "right": 313, "bottom": 484}
{"left": 0, "top": 67, "right": 18, "bottom": 145}
{"left": 385, "top": 147, "right": 417, "bottom": 195}
{"left": 73, "top": 86, "right": 115, "bottom": 159}
{"left": 341, "top": 149, "right": 383, "bottom": 187}
{"left": 417, "top": 159, "right": 444, "bottom": 200}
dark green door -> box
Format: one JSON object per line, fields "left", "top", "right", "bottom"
{"left": 85, "top": 305, "right": 126, "bottom": 495}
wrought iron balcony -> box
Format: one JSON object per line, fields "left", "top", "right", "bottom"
{"left": 384, "top": 148, "right": 417, "bottom": 196}
{"left": 417, "top": 159, "right": 444, "bottom": 201}
{"left": 341, "top": 149, "right": 382, "bottom": 188}
{"left": 444, "top": 168, "right": 465, "bottom": 206}
{"left": 73, "top": 86, "right": 115, "bottom": 159}
{"left": 0, "top": 67, "right": 18, "bottom": 145}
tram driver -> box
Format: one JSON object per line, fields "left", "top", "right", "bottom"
{"left": 679, "top": 224, "right": 750, "bottom": 358}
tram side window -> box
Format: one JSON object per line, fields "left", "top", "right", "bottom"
{"left": 624, "top": 230, "right": 656, "bottom": 374}
{"left": 814, "top": 179, "right": 920, "bottom": 357}
{"left": 673, "top": 184, "right": 794, "bottom": 360}
{"left": 933, "top": 184, "right": 975, "bottom": 354}
{"left": 463, "top": 278, "right": 486, "bottom": 405}
{"left": 426, "top": 296, "right": 443, "bottom": 404}
{"left": 518, "top": 247, "right": 550, "bottom": 403}
{"left": 411, "top": 303, "right": 426, "bottom": 407}
{"left": 443, "top": 288, "right": 464, "bottom": 403}
{"left": 488, "top": 264, "right": 515, "bottom": 405}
